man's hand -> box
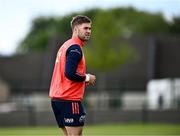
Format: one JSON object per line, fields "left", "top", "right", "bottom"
{"left": 85, "top": 74, "right": 96, "bottom": 86}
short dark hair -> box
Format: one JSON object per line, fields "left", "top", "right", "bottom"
{"left": 71, "top": 15, "right": 91, "bottom": 30}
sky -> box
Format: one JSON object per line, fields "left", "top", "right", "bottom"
{"left": 0, "top": 0, "right": 180, "bottom": 56}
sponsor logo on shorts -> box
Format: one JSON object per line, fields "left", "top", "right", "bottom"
{"left": 64, "top": 118, "right": 74, "bottom": 123}
{"left": 79, "top": 115, "right": 85, "bottom": 123}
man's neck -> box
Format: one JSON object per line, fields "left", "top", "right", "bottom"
{"left": 71, "top": 35, "right": 84, "bottom": 46}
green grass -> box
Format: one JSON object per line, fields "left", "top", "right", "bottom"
{"left": 0, "top": 124, "right": 180, "bottom": 136}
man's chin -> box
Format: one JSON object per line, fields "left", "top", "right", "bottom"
{"left": 82, "top": 37, "right": 90, "bottom": 42}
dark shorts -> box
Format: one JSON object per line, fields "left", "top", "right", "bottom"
{"left": 51, "top": 99, "right": 86, "bottom": 128}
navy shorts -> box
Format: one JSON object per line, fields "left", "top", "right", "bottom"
{"left": 51, "top": 99, "right": 86, "bottom": 127}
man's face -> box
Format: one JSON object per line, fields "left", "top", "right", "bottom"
{"left": 75, "top": 23, "right": 91, "bottom": 42}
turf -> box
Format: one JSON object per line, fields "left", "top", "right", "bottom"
{"left": 0, "top": 123, "right": 180, "bottom": 136}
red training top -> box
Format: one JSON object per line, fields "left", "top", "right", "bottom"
{"left": 49, "top": 36, "right": 86, "bottom": 101}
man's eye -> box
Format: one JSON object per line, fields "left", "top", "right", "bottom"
{"left": 84, "top": 27, "right": 91, "bottom": 30}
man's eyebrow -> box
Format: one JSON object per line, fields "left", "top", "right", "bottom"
{"left": 84, "top": 26, "right": 91, "bottom": 29}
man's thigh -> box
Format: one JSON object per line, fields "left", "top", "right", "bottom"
{"left": 65, "top": 126, "right": 83, "bottom": 136}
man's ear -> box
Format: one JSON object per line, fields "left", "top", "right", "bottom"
{"left": 74, "top": 26, "right": 77, "bottom": 33}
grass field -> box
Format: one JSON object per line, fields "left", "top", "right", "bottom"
{"left": 0, "top": 123, "right": 180, "bottom": 136}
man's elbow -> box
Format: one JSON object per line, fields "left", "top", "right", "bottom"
{"left": 65, "top": 72, "right": 75, "bottom": 81}
{"left": 65, "top": 71, "right": 85, "bottom": 82}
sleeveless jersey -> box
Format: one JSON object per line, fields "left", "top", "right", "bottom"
{"left": 49, "top": 36, "right": 86, "bottom": 101}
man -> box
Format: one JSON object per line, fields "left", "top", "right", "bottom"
{"left": 49, "top": 15, "right": 96, "bottom": 136}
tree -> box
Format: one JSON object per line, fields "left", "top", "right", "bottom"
{"left": 169, "top": 17, "right": 180, "bottom": 33}
{"left": 16, "top": 16, "right": 72, "bottom": 53}
{"left": 16, "top": 7, "right": 175, "bottom": 54}
{"left": 85, "top": 9, "right": 137, "bottom": 71}
{"left": 16, "top": 7, "right": 180, "bottom": 73}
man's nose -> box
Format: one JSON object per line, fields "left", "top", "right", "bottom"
{"left": 87, "top": 29, "right": 91, "bottom": 33}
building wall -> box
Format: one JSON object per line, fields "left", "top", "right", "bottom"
{"left": 0, "top": 109, "right": 180, "bottom": 126}
{"left": 0, "top": 35, "right": 180, "bottom": 93}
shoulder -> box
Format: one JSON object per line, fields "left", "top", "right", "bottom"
{"left": 66, "top": 44, "right": 82, "bottom": 56}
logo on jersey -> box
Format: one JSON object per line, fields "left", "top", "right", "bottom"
{"left": 64, "top": 118, "right": 74, "bottom": 123}
{"left": 70, "top": 49, "right": 81, "bottom": 55}
{"left": 79, "top": 115, "right": 85, "bottom": 123}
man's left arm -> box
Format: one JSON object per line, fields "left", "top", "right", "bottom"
{"left": 65, "top": 44, "right": 86, "bottom": 82}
